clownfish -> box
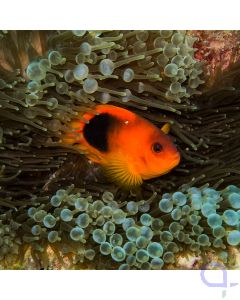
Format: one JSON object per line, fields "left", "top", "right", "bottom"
{"left": 62, "top": 104, "right": 180, "bottom": 188}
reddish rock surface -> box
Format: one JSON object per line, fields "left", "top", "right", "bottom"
{"left": 189, "top": 30, "right": 240, "bottom": 85}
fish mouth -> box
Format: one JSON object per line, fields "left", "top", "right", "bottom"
{"left": 159, "top": 154, "right": 181, "bottom": 175}
{"left": 171, "top": 153, "right": 181, "bottom": 168}
{"left": 141, "top": 153, "right": 180, "bottom": 180}
{"left": 142, "top": 157, "right": 180, "bottom": 180}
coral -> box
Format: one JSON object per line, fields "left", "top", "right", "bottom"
{"left": 1, "top": 30, "right": 240, "bottom": 269}
{"left": 191, "top": 30, "right": 240, "bottom": 82}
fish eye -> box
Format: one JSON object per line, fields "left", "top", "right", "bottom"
{"left": 152, "top": 142, "right": 163, "bottom": 153}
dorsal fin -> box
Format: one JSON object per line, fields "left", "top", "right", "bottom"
{"left": 161, "top": 123, "right": 170, "bottom": 134}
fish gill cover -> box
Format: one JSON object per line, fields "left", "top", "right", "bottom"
{"left": 0, "top": 30, "right": 240, "bottom": 269}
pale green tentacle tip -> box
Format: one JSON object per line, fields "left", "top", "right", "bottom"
{"left": 223, "top": 210, "right": 238, "bottom": 226}
{"left": 92, "top": 228, "right": 106, "bottom": 244}
{"left": 126, "top": 254, "right": 136, "bottom": 266}
{"left": 43, "top": 214, "right": 56, "bottom": 228}
{"left": 27, "top": 207, "right": 37, "bottom": 218}
{"left": 228, "top": 192, "right": 240, "bottom": 209}
{"left": 112, "top": 209, "right": 126, "bottom": 224}
{"left": 147, "top": 242, "right": 163, "bottom": 258}
{"left": 160, "top": 231, "right": 173, "bottom": 242}
{"left": 126, "top": 201, "right": 139, "bottom": 215}
{"left": 119, "top": 264, "right": 130, "bottom": 270}
{"left": 151, "top": 218, "right": 164, "bottom": 231}
{"left": 123, "top": 68, "right": 134, "bottom": 82}
{"left": 150, "top": 257, "right": 164, "bottom": 269}
{"left": 48, "top": 231, "right": 60, "bottom": 243}
{"left": 172, "top": 191, "right": 187, "bottom": 206}
{"left": 74, "top": 198, "right": 89, "bottom": 211}
{"left": 123, "top": 242, "right": 137, "bottom": 255}
{"left": 201, "top": 203, "right": 216, "bottom": 218}
{"left": 160, "top": 30, "right": 173, "bottom": 38}
{"left": 126, "top": 226, "right": 141, "bottom": 242}
{"left": 140, "top": 213, "right": 152, "bottom": 226}
{"left": 99, "top": 59, "right": 114, "bottom": 76}
{"left": 79, "top": 42, "right": 92, "bottom": 55}
{"left": 100, "top": 206, "right": 113, "bottom": 218}
{"left": 103, "top": 221, "right": 115, "bottom": 235}
{"left": 60, "top": 208, "right": 73, "bottom": 222}
{"left": 31, "top": 225, "right": 42, "bottom": 236}
{"left": 197, "top": 234, "right": 211, "bottom": 247}
{"left": 56, "top": 82, "right": 69, "bottom": 95}
{"left": 50, "top": 195, "right": 62, "bottom": 207}
{"left": 140, "top": 226, "right": 154, "bottom": 240}
{"left": 163, "top": 251, "right": 175, "bottom": 264}
{"left": 48, "top": 51, "right": 66, "bottom": 66}
{"left": 85, "top": 249, "right": 96, "bottom": 260}
{"left": 102, "top": 191, "right": 114, "bottom": 202}
{"left": 111, "top": 246, "right": 126, "bottom": 262}
{"left": 33, "top": 210, "right": 47, "bottom": 223}
{"left": 110, "top": 233, "right": 123, "bottom": 247}
{"left": 159, "top": 198, "right": 173, "bottom": 213}
{"left": 72, "top": 30, "right": 86, "bottom": 37}
{"left": 136, "top": 249, "right": 149, "bottom": 263}
{"left": 70, "top": 227, "right": 84, "bottom": 241}
{"left": 83, "top": 78, "right": 98, "bottom": 94}
{"left": 75, "top": 213, "right": 90, "bottom": 228}
{"left": 164, "top": 63, "right": 178, "bottom": 78}
{"left": 213, "top": 226, "right": 226, "bottom": 238}
{"left": 136, "top": 236, "right": 149, "bottom": 249}
{"left": 100, "top": 242, "right": 112, "bottom": 255}
{"left": 207, "top": 213, "right": 222, "bottom": 228}
{"left": 73, "top": 64, "right": 89, "bottom": 81}
{"left": 26, "top": 62, "right": 46, "bottom": 81}
{"left": 171, "top": 32, "right": 184, "bottom": 45}
{"left": 227, "top": 230, "right": 240, "bottom": 246}
{"left": 46, "top": 99, "right": 58, "bottom": 113}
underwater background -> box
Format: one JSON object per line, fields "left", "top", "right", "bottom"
{"left": 0, "top": 30, "right": 240, "bottom": 269}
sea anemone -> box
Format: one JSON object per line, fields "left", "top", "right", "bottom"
{"left": 1, "top": 30, "right": 240, "bottom": 269}
{"left": 4, "top": 184, "right": 240, "bottom": 270}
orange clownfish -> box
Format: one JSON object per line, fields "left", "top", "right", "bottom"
{"left": 62, "top": 104, "right": 180, "bottom": 188}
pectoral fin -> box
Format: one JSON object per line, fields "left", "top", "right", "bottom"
{"left": 103, "top": 158, "right": 143, "bottom": 189}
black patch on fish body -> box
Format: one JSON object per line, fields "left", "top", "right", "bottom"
{"left": 83, "top": 113, "right": 117, "bottom": 152}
